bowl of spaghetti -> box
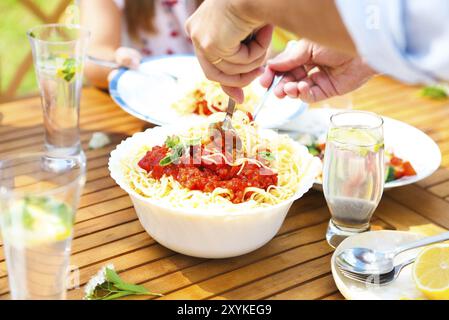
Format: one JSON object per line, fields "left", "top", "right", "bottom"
{"left": 109, "top": 111, "right": 321, "bottom": 258}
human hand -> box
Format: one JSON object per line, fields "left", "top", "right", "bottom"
{"left": 260, "top": 40, "right": 376, "bottom": 103}
{"left": 186, "top": 0, "right": 273, "bottom": 103}
{"left": 107, "top": 47, "right": 142, "bottom": 82}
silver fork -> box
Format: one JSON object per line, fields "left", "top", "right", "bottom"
{"left": 253, "top": 73, "right": 285, "bottom": 121}
{"left": 208, "top": 98, "right": 243, "bottom": 154}
{"left": 338, "top": 257, "right": 415, "bottom": 286}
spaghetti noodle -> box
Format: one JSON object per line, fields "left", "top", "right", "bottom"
{"left": 121, "top": 111, "right": 317, "bottom": 210}
{"left": 171, "top": 80, "right": 259, "bottom": 116}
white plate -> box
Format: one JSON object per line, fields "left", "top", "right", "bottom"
{"left": 331, "top": 230, "right": 427, "bottom": 300}
{"left": 109, "top": 54, "right": 308, "bottom": 128}
{"left": 281, "top": 108, "right": 442, "bottom": 189}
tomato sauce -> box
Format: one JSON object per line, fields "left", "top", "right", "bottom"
{"left": 138, "top": 145, "right": 278, "bottom": 203}
{"left": 192, "top": 90, "right": 221, "bottom": 116}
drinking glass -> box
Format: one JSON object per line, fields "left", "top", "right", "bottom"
{"left": 28, "top": 24, "right": 89, "bottom": 157}
{"left": 0, "top": 153, "right": 86, "bottom": 299}
{"left": 323, "top": 111, "right": 384, "bottom": 248}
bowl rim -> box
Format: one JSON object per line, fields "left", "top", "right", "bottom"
{"left": 108, "top": 124, "right": 321, "bottom": 217}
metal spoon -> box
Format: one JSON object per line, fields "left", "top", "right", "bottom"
{"left": 87, "top": 55, "right": 178, "bottom": 82}
{"left": 338, "top": 257, "right": 415, "bottom": 286}
{"left": 336, "top": 231, "right": 449, "bottom": 275}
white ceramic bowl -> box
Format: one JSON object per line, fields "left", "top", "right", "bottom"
{"left": 109, "top": 126, "right": 321, "bottom": 258}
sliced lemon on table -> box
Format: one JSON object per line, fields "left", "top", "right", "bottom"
{"left": 413, "top": 244, "right": 449, "bottom": 300}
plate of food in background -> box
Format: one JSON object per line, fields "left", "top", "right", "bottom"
{"left": 109, "top": 54, "right": 308, "bottom": 128}
{"left": 280, "top": 108, "right": 442, "bottom": 189}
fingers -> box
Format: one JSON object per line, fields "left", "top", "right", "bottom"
{"left": 215, "top": 53, "right": 267, "bottom": 75}
{"left": 196, "top": 49, "right": 264, "bottom": 88}
{"left": 221, "top": 85, "right": 244, "bottom": 104}
{"left": 283, "top": 77, "right": 330, "bottom": 103}
{"left": 267, "top": 40, "right": 312, "bottom": 72}
{"left": 115, "top": 47, "right": 142, "bottom": 69}
{"left": 259, "top": 67, "right": 276, "bottom": 88}
{"left": 260, "top": 66, "right": 308, "bottom": 98}
{"left": 223, "top": 24, "right": 274, "bottom": 65}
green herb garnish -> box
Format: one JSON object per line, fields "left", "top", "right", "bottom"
{"left": 385, "top": 166, "right": 396, "bottom": 183}
{"left": 84, "top": 264, "right": 162, "bottom": 300}
{"left": 259, "top": 151, "right": 275, "bottom": 161}
{"left": 21, "top": 196, "right": 73, "bottom": 230}
{"left": 419, "top": 86, "right": 448, "bottom": 100}
{"left": 307, "top": 145, "right": 320, "bottom": 157}
{"left": 159, "top": 135, "right": 200, "bottom": 166}
{"left": 164, "top": 135, "right": 181, "bottom": 148}
{"left": 57, "top": 57, "right": 78, "bottom": 82}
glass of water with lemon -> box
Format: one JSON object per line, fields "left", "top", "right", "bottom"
{"left": 28, "top": 24, "right": 89, "bottom": 157}
{"left": 323, "top": 111, "right": 384, "bottom": 248}
{"left": 0, "top": 153, "right": 85, "bottom": 299}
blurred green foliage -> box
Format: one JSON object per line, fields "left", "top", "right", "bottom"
{"left": 0, "top": 0, "right": 63, "bottom": 98}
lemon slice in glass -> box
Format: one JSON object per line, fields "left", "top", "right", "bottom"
{"left": 327, "top": 127, "right": 383, "bottom": 155}
{"left": 5, "top": 196, "right": 73, "bottom": 246}
{"left": 413, "top": 244, "right": 449, "bottom": 300}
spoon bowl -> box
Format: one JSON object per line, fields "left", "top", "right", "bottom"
{"left": 337, "top": 247, "right": 395, "bottom": 275}
{"left": 336, "top": 230, "right": 449, "bottom": 275}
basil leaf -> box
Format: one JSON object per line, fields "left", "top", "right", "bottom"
{"left": 159, "top": 155, "right": 173, "bottom": 166}
{"left": 307, "top": 146, "right": 320, "bottom": 157}
{"left": 165, "top": 135, "right": 180, "bottom": 148}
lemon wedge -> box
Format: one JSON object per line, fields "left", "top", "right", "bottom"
{"left": 413, "top": 244, "right": 449, "bottom": 300}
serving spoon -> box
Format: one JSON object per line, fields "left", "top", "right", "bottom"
{"left": 336, "top": 230, "right": 449, "bottom": 275}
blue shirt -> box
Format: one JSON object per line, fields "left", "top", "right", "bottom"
{"left": 336, "top": 0, "right": 449, "bottom": 84}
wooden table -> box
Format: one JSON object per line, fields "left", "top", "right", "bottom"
{"left": 0, "top": 76, "right": 449, "bottom": 300}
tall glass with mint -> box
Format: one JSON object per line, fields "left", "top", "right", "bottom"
{"left": 323, "top": 111, "right": 385, "bottom": 248}
{"left": 28, "top": 24, "right": 89, "bottom": 157}
{"left": 0, "top": 153, "right": 85, "bottom": 299}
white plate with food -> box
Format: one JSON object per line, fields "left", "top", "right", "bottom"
{"left": 281, "top": 108, "right": 441, "bottom": 189}
{"left": 331, "top": 230, "right": 427, "bottom": 300}
{"left": 109, "top": 54, "right": 308, "bottom": 128}
{"left": 109, "top": 111, "right": 321, "bottom": 258}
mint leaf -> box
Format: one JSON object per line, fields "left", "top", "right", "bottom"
{"left": 57, "top": 58, "right": 77, "bottom": 83}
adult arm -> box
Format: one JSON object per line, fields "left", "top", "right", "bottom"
{"left": 186, "top": 0, "right": 356, "bottom": 101}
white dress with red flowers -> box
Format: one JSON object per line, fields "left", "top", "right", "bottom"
{"left": 113, "top": 0, "right": 195, "bottom": 56}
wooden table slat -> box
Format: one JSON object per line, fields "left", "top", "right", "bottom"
{"left": 0, "top": 76, "right": 448, "bottom": 300}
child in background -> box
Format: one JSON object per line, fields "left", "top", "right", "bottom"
{"left": 81, "top": 0, "right": 202, "bottom": 89}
